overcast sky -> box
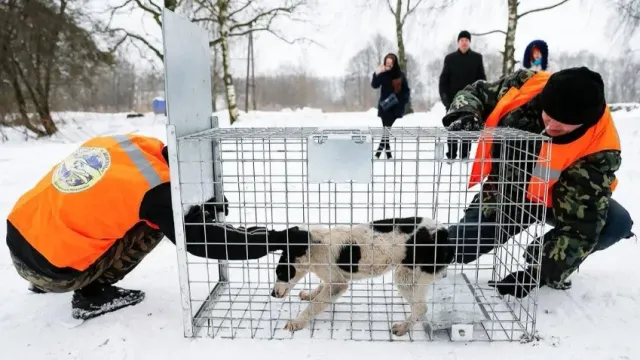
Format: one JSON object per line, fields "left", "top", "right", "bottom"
{"left": 101, "top": 0, "right": 635, "bottom": 77}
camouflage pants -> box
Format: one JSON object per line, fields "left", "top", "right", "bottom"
{"left": 11, "top": 223, "right": 165, "bottom": 293}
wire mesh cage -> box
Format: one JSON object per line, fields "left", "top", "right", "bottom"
{"left": 166, "top": 120, "right": 551, "bottom": 343}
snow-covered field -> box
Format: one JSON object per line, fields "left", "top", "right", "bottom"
{"left": 1, "top": 105, "right": 638, "bottom": 359}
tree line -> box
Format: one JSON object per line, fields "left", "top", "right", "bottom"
{"left": 2, "top": 0, "right": 640, "bottom": 137}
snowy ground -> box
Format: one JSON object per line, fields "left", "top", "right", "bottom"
{"left": 1, "top": 105, "right": 639, "bottom": 359}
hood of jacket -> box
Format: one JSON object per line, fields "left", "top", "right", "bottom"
{"left": 522, "top": 39, "right": 549, "bottom": 70}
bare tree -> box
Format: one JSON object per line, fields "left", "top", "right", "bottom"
{"left": 0, "top": 0, "right": 112, "bottom": 136}
{"left": 609, "top": 0, "right": 640, "bottom": 40}
{"left": 103, "top": 0, "right": 184, "bottom": 62}
{"left": 471, "top": 0, "right": 571, "bottom": 77}
{"left": 106, "top": 0, "right": 312, "bottom": 125}
{"left": 191, "top": 0, "right": 312, "bottom": 124}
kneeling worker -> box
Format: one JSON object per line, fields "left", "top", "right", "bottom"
{"left": 5, "top": 134, "right": 308, "bottom": 320}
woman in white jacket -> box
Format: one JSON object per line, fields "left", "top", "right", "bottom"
{"left": 519, "top": 39, "right": 560, "bottom": 73}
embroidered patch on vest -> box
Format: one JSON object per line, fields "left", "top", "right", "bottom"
{"left": 51, "top": 147, "right": 112, "bottom": 193}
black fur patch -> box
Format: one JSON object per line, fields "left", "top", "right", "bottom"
{"left": 402, "top": 227, "right": 453, "bottom": 274}
{"left": 337, "top": 244, "right": 361, "bottom": 274}
{"left": 371, "top": 217, "right": 423, "bottom": 234}
{"left": 275, "top": 242, "right": 310, "bottom": 282}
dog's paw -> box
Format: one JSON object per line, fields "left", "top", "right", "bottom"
{"left": 284, "top": 319, "right": 308, "bottom": 332}
{"left": 299, "top": 290, "right": 311, "bottom": 301}
{"left": 391, "top": 322, "right": 412, "bottom": 337}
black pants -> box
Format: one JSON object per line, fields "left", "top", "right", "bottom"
{"left": 448, "top": 195, "right": 634, "bottom": 265}
{"left": 376, "top": 115, "right": 396, "bottom": 159}
{"left": 442, "top": 103, "right": 470, "bottom": 160}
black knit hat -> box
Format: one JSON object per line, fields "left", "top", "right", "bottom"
{"left": 458, "top": 30, "right": 471, "bottom": 41}
{"left": 540, "top": 67, "right": 606, "bottom": 126}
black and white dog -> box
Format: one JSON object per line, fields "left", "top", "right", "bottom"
{"left": 271, "top": 216, "right": 453, "bottom": 336}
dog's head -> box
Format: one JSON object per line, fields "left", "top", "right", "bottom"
{"left": 405, "top": 218, "right": 454, "bottom": 270}
{"left": 270, "top": 228, "right": 316, "bottom": 298}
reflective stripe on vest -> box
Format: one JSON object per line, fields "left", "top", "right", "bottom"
{"left": 6, "top": 134, "right": 171, "bottom": 271}
{"left": 468, "top": 71, "right": 621, "bottom": 208}
{"left": 112, "top": 135, "right": 163, "bottom": 188}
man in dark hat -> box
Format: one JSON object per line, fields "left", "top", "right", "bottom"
{"left": 443, "top": 66, "right": 634, "bottom": 298}
{"left": 439, "top": 30, "right": 487, "bottom": 161}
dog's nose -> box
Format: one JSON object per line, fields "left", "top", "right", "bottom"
{"left": 271, "top": 289, "right": 277, "bottom": 298}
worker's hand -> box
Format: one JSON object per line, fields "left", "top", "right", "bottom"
{"left": 444, "top": 112, "right": 482, "bottom": 131}
{"left": 203, "top": 195, "right": 229, "bottom": 217}
{"left": 487, "top": 269, "right": 541, "bottom": 299}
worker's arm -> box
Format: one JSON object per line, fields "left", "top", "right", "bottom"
{"left": 442, "top": 69, "right": 538, "bottom": 130}
{"left": 139, "top": 183, "right": 307, "bottom": 260}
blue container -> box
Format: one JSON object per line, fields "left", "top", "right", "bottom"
{"left": 152, "top": 97, "right": 166, "bottom": 115}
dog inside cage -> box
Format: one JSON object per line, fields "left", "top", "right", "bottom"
{"left": 270, "top": 216, "right": 452, "bottom": 336}
{"left": 168, "top": 125, "right": 549, "bottom": 343}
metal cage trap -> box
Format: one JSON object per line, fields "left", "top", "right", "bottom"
{"left": 160, "top": 8, "right": 550, "bottom": 344}
{"left": 166, "top": 122, "right": 550, "bottom": 343}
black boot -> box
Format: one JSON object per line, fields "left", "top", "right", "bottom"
{"left": 72, "top": 283, "right": 145, "bottom": 320}
{"left": 28, "top": 283, "right": 46, "bottom": 294}
{"left": 546, "top": 279, "right": 572, "bottom": 290}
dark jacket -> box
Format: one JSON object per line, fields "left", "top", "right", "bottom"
{"left": 371, "top": 53, "right": 411, "bottom": 120}
{"left": 438, "top": 49, "right": 486, "bottom": 109}
{"left": 6, "top": 146, "right": 301, "bottom": 281}
{"left": 442, "top": 69, "right": 622, "bottom": 288}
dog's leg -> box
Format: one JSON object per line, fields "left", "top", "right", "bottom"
{"left": 392, "top": 267, "right": 435, "bottom": 336}
{"left": 300, "top": 282, "right": 325, "bottom": 301}
{"left": 284, "top": 282, "right": 349, "bottom": 332}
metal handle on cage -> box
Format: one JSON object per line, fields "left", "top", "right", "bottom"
{"left": 312, "top": 128, "right": 368, "bottom": 144}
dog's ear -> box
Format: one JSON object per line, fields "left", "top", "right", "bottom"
{"left": 275, "top": 252, "right": 297, "bottom": 282}
{"left": 434, "top": 228, "right": 449, "bottom": 244}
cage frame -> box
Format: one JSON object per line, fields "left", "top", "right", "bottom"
{"left": 160, "top": 6, "right": 549, "bottom": 343}
{"left": 166, "top": 122, "right": 549, "bottom": 342}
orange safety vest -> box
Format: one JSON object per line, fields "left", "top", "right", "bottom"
{"left": 7, "top": 134, "right": 171, "bottom": 271}
{"left": 468, "top": 71, "right": 621, "bottom": 207}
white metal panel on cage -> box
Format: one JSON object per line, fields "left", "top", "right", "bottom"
{"left": 307, "top": 129, "right": 373, "bottom": 183}
{"left": 162, "top": 8, "right": 227, "bottom": 337}
{"left": 162, "top": 7, "right": 216, "bottom": 205}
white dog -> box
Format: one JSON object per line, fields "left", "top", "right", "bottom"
{"left": 270, "top": 216, "right": 453, "bottom": 336}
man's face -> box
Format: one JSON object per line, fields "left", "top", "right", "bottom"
{"left": 542, "top": 111, "right": 582, "bottom": 137}
{"left": 458, "top": 38, "right": 470, "bottom": 52}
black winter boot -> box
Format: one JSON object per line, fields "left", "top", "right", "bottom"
{"left": 546, "top": 279, "right": 572, "bottom": 290}
{"left": 28, "top": 283, "right": 46, "bottom": 294}
{"left": 71, "top": 283, "right": 145, "bottom": 320}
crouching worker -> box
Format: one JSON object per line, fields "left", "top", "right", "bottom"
{"left": 443, "top": 67, "right": 634, "bottom": 298}
{"left": 5, "top": 134, "right": 309, "bottom": 320}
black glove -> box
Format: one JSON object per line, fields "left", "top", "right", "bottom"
{"left": 440, "top": 94, "right": 450, "bottom": 110}
{"left": 443, "top": 112, "right": 482, "bottom": 131}
{"left": 203, "top": 195, "right": 229, "bottom": 216}
{"left": 487, "top": 269, "right": 542, "bottom": 299}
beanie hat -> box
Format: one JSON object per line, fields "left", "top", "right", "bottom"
{"left": 540, "top": 67, "right": 606, "bottom": 126}
{"left": 458, "top": 30, "right": 471, "bottom": 41}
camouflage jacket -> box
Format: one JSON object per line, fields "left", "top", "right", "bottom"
{"left": 444, "top": 69, "right": 622, "bottom": 287}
